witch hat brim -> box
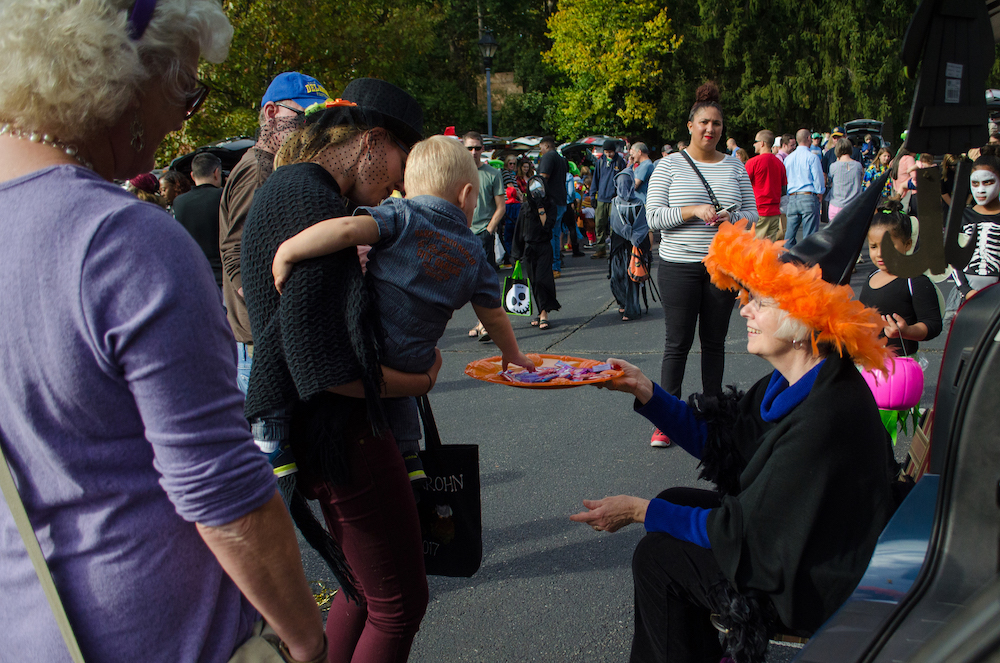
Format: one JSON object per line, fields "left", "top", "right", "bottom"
{"left": 780, "top": 170, "right": 891, "bottom": 285}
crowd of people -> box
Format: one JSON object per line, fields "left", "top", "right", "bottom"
{"left": 1, "top": 1, "right": 997, "bottom": 661}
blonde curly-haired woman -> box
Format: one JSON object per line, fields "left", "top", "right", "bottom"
{"left": 0, "top": 1, "right": 325, "bottom": 660}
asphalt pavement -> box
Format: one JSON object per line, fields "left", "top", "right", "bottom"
{"left": 299, "top": 242, "right": 948, "bottom": 662}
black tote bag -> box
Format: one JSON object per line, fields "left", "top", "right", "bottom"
{"left": 416, "top": 395, "right": 483, "bottom": 577}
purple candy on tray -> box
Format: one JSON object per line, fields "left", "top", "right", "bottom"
{"left": 497, "top": 360, "right": 615, "bottom": 384}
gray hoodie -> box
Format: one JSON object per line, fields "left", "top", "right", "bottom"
{"left": 610, "top": 171, "right": 649, "bottom": 246}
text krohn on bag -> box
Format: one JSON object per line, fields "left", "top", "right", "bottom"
{"left": 416, "top": 396, "right": 483, "bottom": 577}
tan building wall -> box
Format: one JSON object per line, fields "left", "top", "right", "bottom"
{"left": 477, "top": 72, "right": 522, "bottom": 110}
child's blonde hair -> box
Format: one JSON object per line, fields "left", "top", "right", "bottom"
{"left": 404, "top": 135, "right": 479, "bottom": 198}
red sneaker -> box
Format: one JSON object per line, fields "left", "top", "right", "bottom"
{"left": 650, "top": 429, "right": 671, "bottom": 448}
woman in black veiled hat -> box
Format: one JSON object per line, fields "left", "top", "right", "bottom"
{"left": 241, "top": 78, "right": 433, "bottom": 662}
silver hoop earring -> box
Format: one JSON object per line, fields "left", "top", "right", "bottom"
{"left": 130, "top": 113, "right": 145, "bottom": 153}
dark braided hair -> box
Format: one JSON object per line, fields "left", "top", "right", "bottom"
{"left": 972, "top": 150, "right": 1000, "bottom": 176}
{"left": 688, "top": 81, "right": 724, "bottom": 123}
{"left": 872, "top": 199, "right": 912, "bottom": 244}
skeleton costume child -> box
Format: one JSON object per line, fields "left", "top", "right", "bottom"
{"left": 954, "top": 163, "right": 1000, "bottom": 296}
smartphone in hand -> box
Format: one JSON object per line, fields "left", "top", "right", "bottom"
{"left": 706, "top": 202, "right": 738, "bottom": 226}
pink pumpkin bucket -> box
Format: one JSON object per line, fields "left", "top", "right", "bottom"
{"left": 862, "top": 356, "right": 924, "bottom": 410}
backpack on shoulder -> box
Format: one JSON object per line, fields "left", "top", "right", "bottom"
{"left": 628, "top": 245, "right": 651, "bottom": 283}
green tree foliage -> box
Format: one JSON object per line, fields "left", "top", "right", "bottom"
{"left": 157, "top": 0, "right": 559, "bottom": 163}
{"left": 155, "top": 0, "right": 996, "bottom": 165}
{"left": 496, "top": 90, "right": 550, "bottom": 136}
{"left": 544, "top": 0, "right": 682, "bottom": 139}
{"left": 543, "top": 0, "right": 926, "bottom": 146}
{"left": 157, "top": 0, "right": 441, "bottom": 165}
{"left": 651, "top": 0, "right": 921, "bottom": 146}
{"left": 420, "top": 0, "right": 560, "bottom": 138}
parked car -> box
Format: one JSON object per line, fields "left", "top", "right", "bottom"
{"left": 167, "top": 136, "right": 254, "bottom": 179}
{"left": 985, "top": 89, "right": 1000, "bottom": 126}
{"left": 560, "top": 136, "right": 625, "bottom": 169}
{"left": 844, "top": 119, "right": 890, "bottom": 152}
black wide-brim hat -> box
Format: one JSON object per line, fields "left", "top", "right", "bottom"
{"left": 336, "top": 78, "right": 424, "bottom": 147}
{"left": 303, "top": 78, "right": 424, "bottom": 148}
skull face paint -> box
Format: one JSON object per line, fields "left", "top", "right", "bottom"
{"left": 970, "top": 168, "right": 1000, "bottom": 206}
{"left": 505, "top": 283, "right": 531, "bottom": 314}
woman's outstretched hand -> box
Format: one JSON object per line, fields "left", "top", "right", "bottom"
{"left": 593, "top": 358, "right": 655, "bottom": 405}
{"left": 570, "top": 496, "right": 650, "bottom": 533}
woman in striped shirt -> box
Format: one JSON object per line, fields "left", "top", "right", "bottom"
{"left": 645, "top": 82, "right": 758, "bottom": 447}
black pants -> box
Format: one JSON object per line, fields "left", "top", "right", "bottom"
{"left": 523, "top": 241, "right": 560, "bottom": 313}
{"left": 656, "top": 260, "right": 736, "bottom": 398}
{"left": 630, "top": 488, "right": 726, "bottom": 663}
{"left": 476, "top": 229, "right": 497, "bottom": 271}
{"left": 562, "top": 206, "right": 581, "bottom": 253}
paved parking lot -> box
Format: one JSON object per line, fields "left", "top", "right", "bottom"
{"left": 301, "top": 251, "right": 947, "bottom": 662}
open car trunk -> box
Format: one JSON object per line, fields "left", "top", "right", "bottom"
{"left": 796, "top": 285, "right": 1000, "bottom": 662}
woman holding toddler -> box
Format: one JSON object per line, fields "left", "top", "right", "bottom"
{"left": 243, "top": 80, "right": 532, "bottom": 662}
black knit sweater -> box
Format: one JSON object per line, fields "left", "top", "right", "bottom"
{"left": 241, "top": 163, "right": 387, "bottom": 474}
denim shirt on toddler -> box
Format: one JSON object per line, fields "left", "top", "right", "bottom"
{"left": 359, "top": 195, "right": 501, "bottom": 440}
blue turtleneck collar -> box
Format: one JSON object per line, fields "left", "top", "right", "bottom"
{"left": 759, "top": 359, "right": 826, "bottom": 422}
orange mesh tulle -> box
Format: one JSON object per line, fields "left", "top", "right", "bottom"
{"left": 704, "top": 222, "right": 890, "bottom": 373}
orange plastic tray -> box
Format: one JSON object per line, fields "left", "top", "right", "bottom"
{"left": 464, "top": 353, "right": 623, "bottom": 389}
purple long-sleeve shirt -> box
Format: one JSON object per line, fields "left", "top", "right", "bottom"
{"left": 0, "top": 166, "right": 276, "bottom": 662}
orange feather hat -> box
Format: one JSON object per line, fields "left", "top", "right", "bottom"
{"left": 704, "top": 222, "right": 890, "bottom": 372}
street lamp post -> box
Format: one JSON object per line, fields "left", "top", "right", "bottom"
{"left": 478, "top": 29, "right": 498, "bottom": 138}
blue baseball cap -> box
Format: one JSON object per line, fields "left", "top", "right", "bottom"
{"left": 261, "top": 72, "right": 330, "bottom": 109}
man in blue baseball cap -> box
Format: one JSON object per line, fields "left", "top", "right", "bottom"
{"left": 219, "top": 71, "right": 329, "bottom": 480}
{"left": 256, "top": 72, "right": 331, "bottom": 153}
{"left": 261, "top": 72, "right": 331, "bottom": 117}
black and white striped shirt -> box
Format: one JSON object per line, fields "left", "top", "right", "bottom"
{"left": 646, "top": 151, "right": 758, "bottom": 263}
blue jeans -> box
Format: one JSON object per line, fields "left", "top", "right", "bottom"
{"left": 550, "top": 204, "right": 568, "bottom": 271}
{"left": 236, "top": 341, "right": 252, "bottom": 394}
{"left": 784, "top": 194, "right": 820, "bottom": 249}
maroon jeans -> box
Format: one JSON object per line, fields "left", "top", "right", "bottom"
{"left": 304, "top": 429, "right": 428, "bottom": 663}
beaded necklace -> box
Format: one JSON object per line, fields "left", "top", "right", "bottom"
{"left": 0, "top": 123, "right": 93, "bottom": 170}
